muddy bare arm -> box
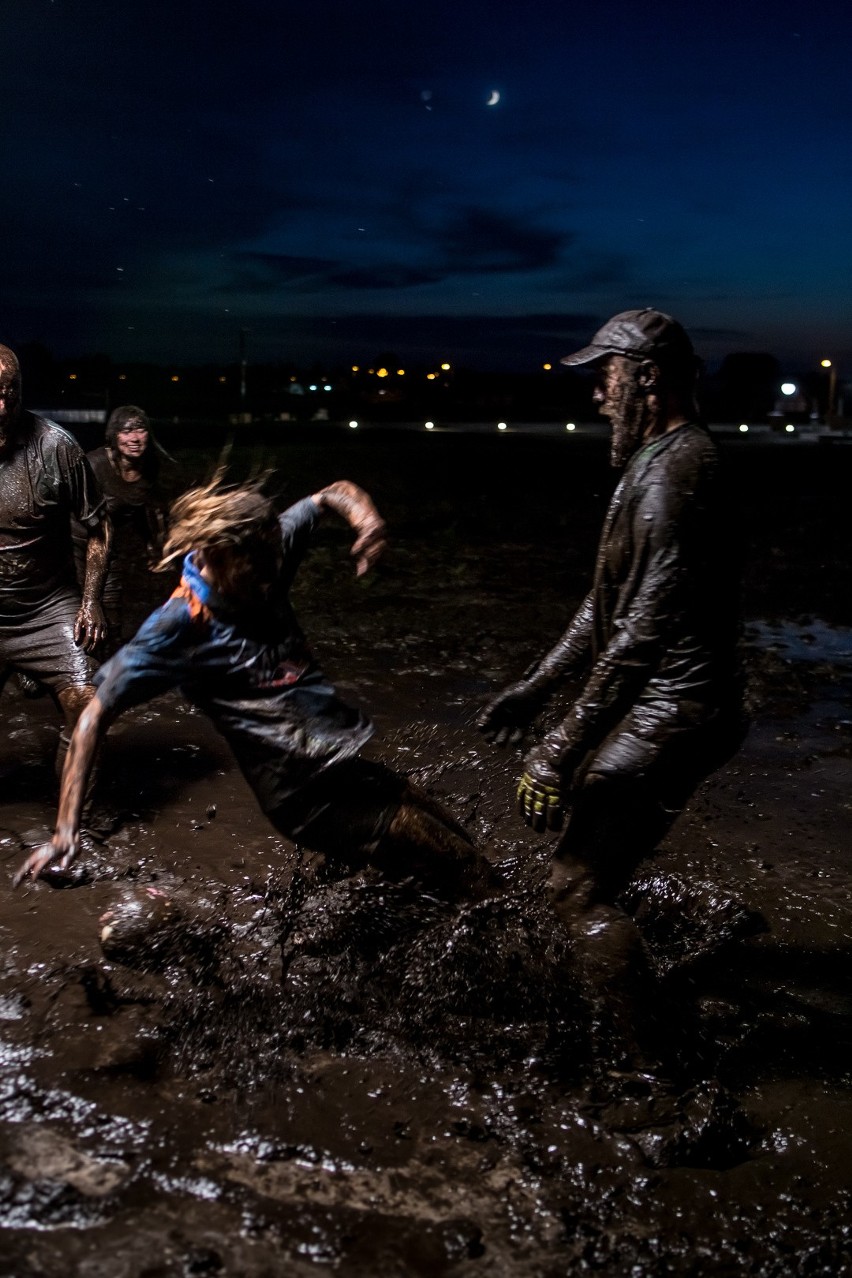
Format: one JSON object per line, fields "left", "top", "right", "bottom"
{"left": 310, "top": 481, "right": 387, "bottom": 576}
{"left": 75, "top": 516, "right": 113, "bottom": 651}
{"left": 12, "top": 694, "right": 113, "bottom": 885}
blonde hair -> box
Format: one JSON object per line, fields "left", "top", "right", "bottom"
{"left": 157, "top": 471, "right": 277, "bottom": 571}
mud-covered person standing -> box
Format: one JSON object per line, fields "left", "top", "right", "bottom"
{"left": 0, "top": 343, "right": 111, "bottom": 776}
{"left": 478, "top": 309, "right": 748, "bottom": 1076}
{"left": 15, "top": 475, "right": 491, "bottom": 897}
{"left": 73, "top": 404, "right": 169, "bottom": 653}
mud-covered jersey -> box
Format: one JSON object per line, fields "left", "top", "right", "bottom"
{"left": 533, "top": 423, "right": 744, "bottom": 762}
{"left": 76, "top": 445, "right": 165, "bottom": 555}
{"left": 93, "top": 497, "right": 373, "bottom": 813}
{"left": 0, "top": 413, "right": 106, "bottom": 621}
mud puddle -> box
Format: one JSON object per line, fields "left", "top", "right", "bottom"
{"left": 1, "top": 438, "right": 851, "bottom": 1275}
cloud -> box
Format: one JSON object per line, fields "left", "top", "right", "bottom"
{"left": 326, "top": 266, "right": 444, "bottom": 289}
{"left": 229, "top": 206, "right": 575, "bottom": 298}
{"left": 221, "top": 252, "right": 340, "bottom": 293}
{"left": 435, "top": 208, "right": 571, "bottom": 274}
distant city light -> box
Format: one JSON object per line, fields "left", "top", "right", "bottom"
{"left": 739, "top": 424, "right": 749, "bottom": 432}
{"left": 565, "top": 422, "right": 576, "bottom": 431}
{"left": 425, "top": 421, "right": 434, "bottom": 430}
{"left": 68, "top": 373, "right": 77, "bottom": 380}
{"left": 218, "top": 376, "right": 226, "bottom": 383}
{"left": 786, "top": 424, "right": 795, "bottom": 432}
{"left": 351, "top": 365, "right": 360, "bottom": 372}
{"left": 497, "top": 421, "right": 508, "bottom": 431}
{"left": 820, "top": 359, "right": 832, "bottom": 368}
{"left": 118, "top": 374, "right": 127, "bottom": 381}
{"left": 309, "top": 384, "right": 317, "bottom": 391}
{"left": 396, "top": 369, "right": 405, "bottom": 376}
{"left": 170, "top": 375, "right": 179, "bottom": 383}
{"left": 440, "top": 362, "right": 451, "bottom": 371}
{"left": 348, "top": 420, "right": 358, "bottom": 429}
{"left": 323, "top": 384, "right": 332, "bottom": 391}
{"left": 377, "top": 368, "right": 388, "bottom": 378}
{"left": 542, "top": 363, "right": 552, "bottom": 371}
{"left": 290, "top": 376, "right": 297, "bottom": 382}
{"left": 780, "top": 382, "right": 797, "bottom": 396}
{"left": 426, "top": 373, "right": 437, "bottom": 380}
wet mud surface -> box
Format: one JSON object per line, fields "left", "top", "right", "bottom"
{"left": 1, "top": 434, "right": 851, "bottom": 1275}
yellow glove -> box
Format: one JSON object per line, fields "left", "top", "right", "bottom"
{"left": 517, "top": 768, "right": 564, "bottom": 833}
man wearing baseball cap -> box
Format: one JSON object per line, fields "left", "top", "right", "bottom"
{"left": 478, "top": 308, "right": 747, "bottom": 1074}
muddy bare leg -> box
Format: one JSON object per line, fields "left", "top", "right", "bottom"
{"left": 377, "top": 782, "right": 496, "bottom": 899}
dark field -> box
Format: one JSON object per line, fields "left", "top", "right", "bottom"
{"left": 1, "top": 429, "right": 850, "bottom": 1276}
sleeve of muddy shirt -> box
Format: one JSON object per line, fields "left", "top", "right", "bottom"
{"left": 93, "top": 596, "right": 197, "bottom": 714}
{"left": 523, "top": 591, "right": 595, "bottom": 690}
{"left": 58, "top": 438, "right": 107, "bottom": 529}
{"left": 540, "top": 474, "right": 691, "bottom": 770}
{"left": 277, "top": 497, "right": 319, "bottom": 589}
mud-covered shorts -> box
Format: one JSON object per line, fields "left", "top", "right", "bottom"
{"left": 265, "top": 758, "right": 408, "bottom": 866}
{"left": 0, "top": 589, "right": 95, "bottom": 694}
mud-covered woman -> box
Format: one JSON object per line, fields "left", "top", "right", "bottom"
{"left": 16, "top": 475, "right": 490, "bottom": 897}
{"left": 74, "top": 405, "right": 169, "bottom": 651}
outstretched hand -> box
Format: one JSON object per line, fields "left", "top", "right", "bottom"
{"left": 477, "top": 681, "right": 544, "bottom": 746}
{"left": 350, "top": 519, "right": 388, "bottom": 576}
{"left": 12, "top": 835, "right": 79, "bottom": 888}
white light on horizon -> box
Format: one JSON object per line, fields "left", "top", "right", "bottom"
{"left": 349, "top": 420, "right": 358, "bottom": 429}
{"left": 425, "top": 421, "right": 434, "bottom": 430}
{"left": 739, "top": 424, "right": 749, "bottom": 432}
{"left": 781, "top": 382, "right": 797, "bottom": 396}
{"left": 497, "top": 421, "right": 507, "bottom": 431}
{"left": 565, "top": 422, "right": 576, "bottom": 431}
{"left": 786, "top": 424, "right": 795, "bottom": 432}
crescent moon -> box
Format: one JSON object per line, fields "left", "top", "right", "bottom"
{"left": 487, "top": 90, "right": 500, "bottom": 106}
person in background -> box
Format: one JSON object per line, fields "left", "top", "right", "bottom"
{"left": 0, "top": 343, "right": 111, "bottom": 775}
{"left": 74, "top": 405, "right": 170, "bottom": 651}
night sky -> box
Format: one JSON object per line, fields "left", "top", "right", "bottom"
{"left": 3, "top": 0, "right": 851, "bottom": 372}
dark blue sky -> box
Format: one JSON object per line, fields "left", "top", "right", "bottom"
{"left": 3, "top": 0, "right": 851, "bottom": 371}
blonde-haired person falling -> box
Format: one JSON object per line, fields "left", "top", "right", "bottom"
{"left": 15, "top": 477, "right": 489, "bottom": 895}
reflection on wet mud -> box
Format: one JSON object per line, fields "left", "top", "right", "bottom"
{"left": 0, "top": 435, "right": 850, "bottom": 1274}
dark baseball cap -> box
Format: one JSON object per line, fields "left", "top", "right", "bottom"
{"left": 560, "top": 308, "right": 694, "bottom": 368}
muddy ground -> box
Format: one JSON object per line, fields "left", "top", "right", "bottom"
{"left": 1, "top": 430, "right": 850, "bottom": 1276}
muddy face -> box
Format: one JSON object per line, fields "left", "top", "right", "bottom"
{"left": 114, "top": 421, "right": 149, "bottom": 464}
{"left": 593, "top": 354, "right": 652, "bottom": 469}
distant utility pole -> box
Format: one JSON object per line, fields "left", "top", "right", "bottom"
{"left": 239, "top": 328, "right": 250, "bottom": 405}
